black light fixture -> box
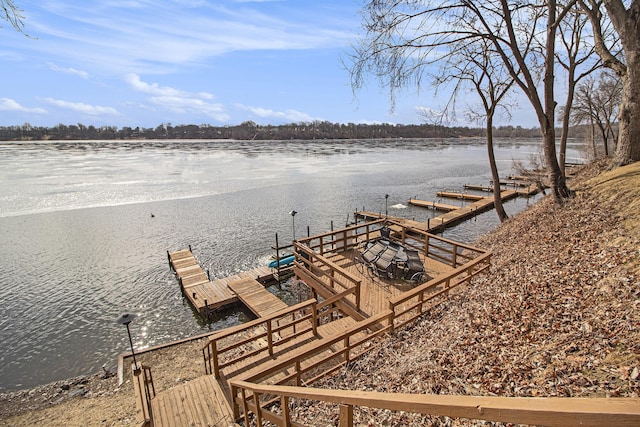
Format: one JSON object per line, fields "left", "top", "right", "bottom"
{"left": 385, "top": 194, "right": 389, "bottom": 216}
{"left": 289, "top": 210, "right": 297, "bottom": 241}
{"left": 116, "top": 313, "right": 139, "bottom": 372}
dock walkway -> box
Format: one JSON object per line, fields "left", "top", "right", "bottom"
{"left": 357, "top": 190, "right": 518, "bottom": 233}
{"left": 168, "top": 249, "right": 282, "bottom": 318}
{"left": 227, "top": 277, "right": 288, "bottom": 318}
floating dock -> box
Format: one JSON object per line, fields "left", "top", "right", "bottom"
{"left": 357, "top": 189, "right": 519, "bottom": 233}
{"left": 168, "top": 249, "right": 286, "bottom": 318}
{"left": 408, "top": 198, "right": 460, "bottom": 212}
{"left": 227, "top": 277, "right": 287, "bottom": 318}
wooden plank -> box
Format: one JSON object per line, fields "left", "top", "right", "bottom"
{"left": 150, "top": 375, "right": 235, "bottom": 427}
{"left": 436, "top": 191, "right": 487, "bottom": 201}
{"left": 408, "top": 198, "right": 460, "bottom": 211}
{"left": 228, "top": 277, "right": 288, "bottom": 318}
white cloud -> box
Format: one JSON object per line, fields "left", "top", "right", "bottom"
{"left": 0, "top": 98, "right": 47, "bottom": 113}
{"left": 125, "top": 74, "right": 229, "bottom": 121}
{"left": 47, "top": 62, "right": 89, "bottom": 79}
{"left": 43, "top": 98, "right": 120, "bottom": 115}
{"left": 22, "top": 2, "right": 351, "bottom": 75}
{"left": 238, "top": 104, "right": 317, "bottom": 122}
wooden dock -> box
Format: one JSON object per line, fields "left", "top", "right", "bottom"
{"left": 227, "top": 277, "right": 288, "bottom": 318}
{"left": 408, "top": 198, "right": 460, "bottom": 211}
{"left": 358, "top": 190, "right": 518, "bottom": 233}
{"left": 168, "top": 249, "right": 284, "bottom": 318}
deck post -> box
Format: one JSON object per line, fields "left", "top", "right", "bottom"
{"left": 312, "top": 301, "right": 318, "bottom": 336}
{"left": 275, "top": 233, "right": 281, "bottom": 285}
{"left": 211, "top": 341, "right": 220, "bottom": 378}
{"left": 267, "top": 320, "right": 274, "bottom": 356}
{"left": 452, "top": 244, "right": 458, "bottom": 268}
{"left": 281, "top": 395, "right": 292, "bottom": 427}
{"left": 339, "top": 404, "right": 354, "bottom": 427}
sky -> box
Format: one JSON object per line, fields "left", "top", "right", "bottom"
{"left": 0, "top": 0, "right": 541, "bottom": 129}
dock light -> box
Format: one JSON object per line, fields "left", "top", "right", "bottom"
{"left": 116, "top": 313, "right": 139, "bottom": 373}
{"left": 290, "top": 210, "right": 297, "bottom": 241}
{"left": 385, "top": 194, "right": 389, "bottom": 216}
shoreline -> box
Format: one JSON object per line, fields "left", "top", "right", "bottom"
{"left": 2, "top": 159, "right": 638, "bottom": 426}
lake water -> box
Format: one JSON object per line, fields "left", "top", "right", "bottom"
{"left": 0, "top": 138, "right": 585, "bottom": 391}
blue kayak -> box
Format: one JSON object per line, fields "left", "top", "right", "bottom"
{"left": 268, "top": 254, "right": 295, "bottom": 269}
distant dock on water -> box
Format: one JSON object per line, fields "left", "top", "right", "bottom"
{"left": 357, "top": 176, "right": 543, "bottom": 233}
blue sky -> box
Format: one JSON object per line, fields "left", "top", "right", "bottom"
{"left": 0, "top": 0, "right": 539, "bottom": 129}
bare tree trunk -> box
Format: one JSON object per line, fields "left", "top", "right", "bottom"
{"left": 598, "top": 0, "right": 640, "bottom": 166}
{"left": 590, "top": 119, "right": 597, "bottom": 159}
{"left": 487, "top": 117, "right": 508, "bottom": 222}
{"left": 543, "top": 1, "right": 572, "bottom": 201}
{"left": 559, "top": 80, "right": 574, "bottom": 178}
{"left": 613, "top": 60, "right": 640, "bottom": 165}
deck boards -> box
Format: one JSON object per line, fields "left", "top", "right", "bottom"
{"left": 228, "top": 277, "right": 288, "bottom": 318}
{"left": 358, "top": 190, "right": 519, "bottom": 233}
{"left": 150, "top": 375, "right": 235, "bottom": 427}
{"left": 322, "top": 248, "right": 452, "bottom": 317}
{"left": 168, "top": 249, "right": 280, "bottom": 315}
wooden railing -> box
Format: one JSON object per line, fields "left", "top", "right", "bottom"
{"left": 296, "top": 218, "right": 487, "bottom": 269}
{"left": 229, "top": 380, "right": 640, "bottom": 427}
{"left": 132, "top": 364, "right": 155, "bottom": 427}
{"left": 294, "top": 243, "right": 362, "bottom": 312}
{"left": 230, "top": 310, "right": 394, "bottom": 420}
{"left": 389, "top": 250, "right": 491, "bottom": 329}
{"left": 296, "top": 219, "right": 387, "bottom": 255}
{"left": 203, "top": 299, "right": 321, "bottom": 378}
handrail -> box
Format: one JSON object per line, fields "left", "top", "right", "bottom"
{"left": 132, "top": 364, "right": 155, "bottom": 426}
{"left": 230, "top": 380, "right": 640, "bottom": 427}
{"left": 295, "top": 242, "right": 362, "bottom": 285}
{"left": 230, "top": 310, "right": 394, "bottom": 419}
{"left": 294, "top": 242, "right": 362, "bottom": 311}
{"left": 202, "top": 299, "right": 319, "bottom": 377}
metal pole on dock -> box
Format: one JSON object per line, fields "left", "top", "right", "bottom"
{"left": 290, "top": 210, "right": 297, "bottom": 241}
{"left": 385, "top": 194, "right": 389, "bottom": 216}
{"left": 275, "top": 233, "right": 281, "bottom": 285}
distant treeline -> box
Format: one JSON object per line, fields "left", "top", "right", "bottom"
{"left": 0, "top": 121, "right": 581, "bottom": 141}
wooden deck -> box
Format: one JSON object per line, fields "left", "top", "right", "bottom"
{"left": 357, "top": 190, "right": 518, "bottom": 233}
{"left": 322, "top": 248, "right": 452, "bottom": 317}
{"left": 408, "top": 198, "right": 460, "bottom": 211}
{"left": 168, "top": 249, "right": 284, "bottom": 318}
{"left": 150, "top": 375, "right": 235, "bottom": 427}
{"left": 227, "top": 277, "right": 288, "bottom": 318}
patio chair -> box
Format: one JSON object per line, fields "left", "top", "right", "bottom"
{"left": 361, "top": 240, "right": 387, "bottom": 264}
{"left": 374, "top": 245, "right": 399, "bottom": 279}
{"left": 403, "top": 249, "right": 425, "bottom": 283}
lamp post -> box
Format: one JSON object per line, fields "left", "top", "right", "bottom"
{"left": 385, "top": 194, "right": 389, "bottom": 217}
{"left": 116, "top": 313, "right": 139, "bottom": 372}
{"left": 289, "top": 210, "right": 297, "bottom": 241}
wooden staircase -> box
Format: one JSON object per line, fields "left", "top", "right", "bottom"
{"left": 137, "top": 298, "right": 365, "bottom": 426}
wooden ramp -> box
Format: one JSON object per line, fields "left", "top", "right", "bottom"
{"left": 150, "top": 375, "right": 236, "bottom": 427}
{"left": 228, "top": 277, "right": 288, "bottom": 318}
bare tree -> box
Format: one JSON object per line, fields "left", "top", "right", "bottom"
{"left": 348, "top": 0, "right": 575, "bottom": 202}
{"left": 579, "top": 0, "right": 640, "bottom": 166}
{"left": 555, "top": 4, "right": 602, "bottom": 177}
{"left": 571, "top": 71, "right": 622, "bottom": 157}
{"left": 432, "top": 39, "right": 515, "bottom": 222}
{"left": 1, "top": 0, "right": 26, "bottom": 33}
